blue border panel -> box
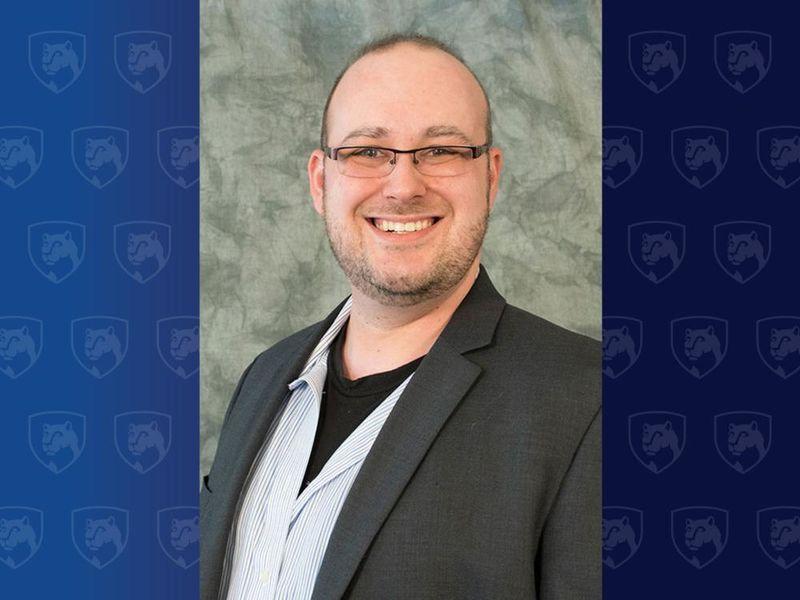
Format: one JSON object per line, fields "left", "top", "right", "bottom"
{"left": 0, "top": 3, "right": 198, "bottom": 598}
{"left": 604, "top": 2, "right": 800, "bottom": 597}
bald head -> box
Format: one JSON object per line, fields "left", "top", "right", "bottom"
{"left": 320, "top": 34, "right": 492, "bottom": 149}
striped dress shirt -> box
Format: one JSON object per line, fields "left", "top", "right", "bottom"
{"left": 223, "top": 298, "right": 414, "bottom": 600}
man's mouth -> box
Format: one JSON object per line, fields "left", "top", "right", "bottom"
{"left": 368, "top": 217, "right": 441, "bottom": 234}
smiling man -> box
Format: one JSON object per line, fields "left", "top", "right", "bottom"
{"left": 202, "top": 34, "right": 600, "bottom": 600}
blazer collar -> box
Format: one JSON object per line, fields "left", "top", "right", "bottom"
{"left": 311, "top": 264, "right": 507, "bottom": 600}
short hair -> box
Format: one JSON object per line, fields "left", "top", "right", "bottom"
{"left": 320, "top": 33, "right": 493, "bottom": 148}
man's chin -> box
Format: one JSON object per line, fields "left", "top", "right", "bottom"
{"left": 354, "top": 268, "right": 451, "bottom": 307}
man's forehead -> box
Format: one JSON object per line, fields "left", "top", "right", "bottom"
{"left": 340, "top": 124, "right": 475, "bottom": 145}
{"left": 327, "top": 43, "right": 488, "bottom": 143}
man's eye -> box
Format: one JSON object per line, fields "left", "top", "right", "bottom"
{"left": 351, "top": 147, "right": 383, "bottom": 159}
{"left": 428, "top": 147, "right": 458, "bottom": 156}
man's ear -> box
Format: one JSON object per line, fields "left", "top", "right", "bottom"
{"left": 487, "top": 147, "right": 503, "bottom": 211}
{"left": 308, "top": 149, "right": 325, "bottom": 216}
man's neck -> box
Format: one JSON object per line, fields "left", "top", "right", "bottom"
{"left": 340, "top": 261, "right": 480, "bottom": 380}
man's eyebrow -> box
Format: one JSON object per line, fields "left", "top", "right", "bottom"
{"left": 424, "top": 125, "right": 473, "bottom": 144}
{"left": 340, "top": 126, "right": 390, "bottom": 144}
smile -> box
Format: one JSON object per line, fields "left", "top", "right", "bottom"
{"left": 368, "top": 217, "right": 441, "bottom": 235}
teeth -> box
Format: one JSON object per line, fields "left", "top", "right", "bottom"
{"left": 374, "top": 218, "right": 434, "bottom": 233}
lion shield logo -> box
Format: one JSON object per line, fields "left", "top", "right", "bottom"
{"left": 28, "top": 31, "right": 86, "bottom": 94}
{"left": 671, "top": 126, "right": 729, "bottom": 189}
{"left": 157, "top": 316, "right": 199, "bottom": 379}
{"left": 602, "top": 316, "right": 642, "bottom": 379}
{"left": 114, "top": 221, "right": 171, "bottom": 284}
{"left": 603, "top": 127, "right": 643, "bottom": 188}
{"left": 114, "top": 411, "right": 172, "bottom": 474}
{"left": 0, "top": 126, "right": 43, "bottom": 190}
{"left": 603, "top": 506, "right": 643, "bottom": 569}
{"left": 28, "top": 412, "right": 86, "bottom": 475}
{"left": 758, "top": 507, "right": 800, "bottom": 570}
{"left": 671, "top": 316, "right": 729, "bottom": 379}
{"left": 757, "top": 126, "right": 800, "bottom": 189}
{"left": 71, "top": 316, "right": 129, "bottom": 379}
{"left": 671, "top": 506, "right": 729, "bottom": 569}
{"left": 71, "top": 507, "right": 128, "bottom": 569}
{"left": 714, "top": 411, "right": 771, "bottom": 474}
{"left": 0, "top": 507, "right": 43, "bottom": 570}
{"left": 71, "top": 126, "right": 129, "bottom": 189}
{"left": 28, "top": 221, "right": 86, "bottom": 283}
{"left": 628, "top": 221, "right": 685, "bottom": 284}
{"left": 713, "top": 221, "right": 771, "bottom": 284}
{"left": 628, "top": 31, "right": 686, "bottom": 94}
{"left": 714, "top": 31, "right": 771, "bottom": 94}
{"left": 756, "top": 316, "right": 800, "bottom": 379}
{"left": 0, "top": 316, "right": 43, "bottom": 380}
{"left": 628, "top": 411, "right": 686, "bottom": 474}
{"left": 157, "top": 506, "right": 199, "bottom": 569}
{"left": 157, "top": 126, "right": 199, "bottom": 188}
{"left": 114, "top": 31, "right": 172, "bottom": 94}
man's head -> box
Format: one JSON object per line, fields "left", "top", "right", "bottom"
{"left": 308, "top": 34, "right": 503, "bottom": 306}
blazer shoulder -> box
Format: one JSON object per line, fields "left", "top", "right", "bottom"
{"left": 498, "top": 304, "right": 600, "bottom": 369}
{"left": 489, "top": 304, "right": 601, "bottom": 419}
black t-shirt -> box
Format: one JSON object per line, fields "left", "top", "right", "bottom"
{"left": 299, "top": 326, "right": 424, "bottom": 493}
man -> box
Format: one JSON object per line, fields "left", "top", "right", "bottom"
{"left": 202, "top": 34, "right": 600, "bottom": 600}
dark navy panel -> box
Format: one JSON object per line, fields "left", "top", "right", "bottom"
{"left": 604, "top": 2, "right": 799, "bottom": 597}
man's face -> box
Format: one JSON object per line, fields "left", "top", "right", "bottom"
{"left": 308, "top": 43, "right": 503, "bottom": 306}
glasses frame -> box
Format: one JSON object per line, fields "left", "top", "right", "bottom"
{"left": 322, "top": 144, "right": 491, "bottom": 177}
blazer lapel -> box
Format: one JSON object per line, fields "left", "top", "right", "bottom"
{"left": 311, "top": 266, "right": 507, "bottom": 600}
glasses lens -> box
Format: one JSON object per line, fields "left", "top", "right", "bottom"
{"left": 337, "top": 147, "right": 393, "bottom": 178}
{"left": 415, "top": 146, "right": 474, "bottom": 176}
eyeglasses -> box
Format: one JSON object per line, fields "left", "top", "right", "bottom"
{"left": 322, "top": 144, "right": 490, "bottom": 178}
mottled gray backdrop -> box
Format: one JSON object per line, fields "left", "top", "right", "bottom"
{"left": 201, "top": 0, "right": 601, "bottom": 473}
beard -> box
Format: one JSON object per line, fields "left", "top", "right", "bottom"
{"left": 322, "top": 182, "right": 490, "bottom": 307}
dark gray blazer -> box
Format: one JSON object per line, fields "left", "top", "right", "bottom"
{"left": 201, "top": 266, "right": 601, "bottom": 599}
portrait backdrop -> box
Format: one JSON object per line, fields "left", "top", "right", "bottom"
{"left": 200, "top": 0, "right": 601, "bottom": 472}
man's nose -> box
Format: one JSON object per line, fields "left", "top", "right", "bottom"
{"left": 382, "top": 152, "right": 427, "bottom": 200}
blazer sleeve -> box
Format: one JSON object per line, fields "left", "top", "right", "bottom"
{"left": 536, "top": 407, "right": 602, "bottom": 599}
